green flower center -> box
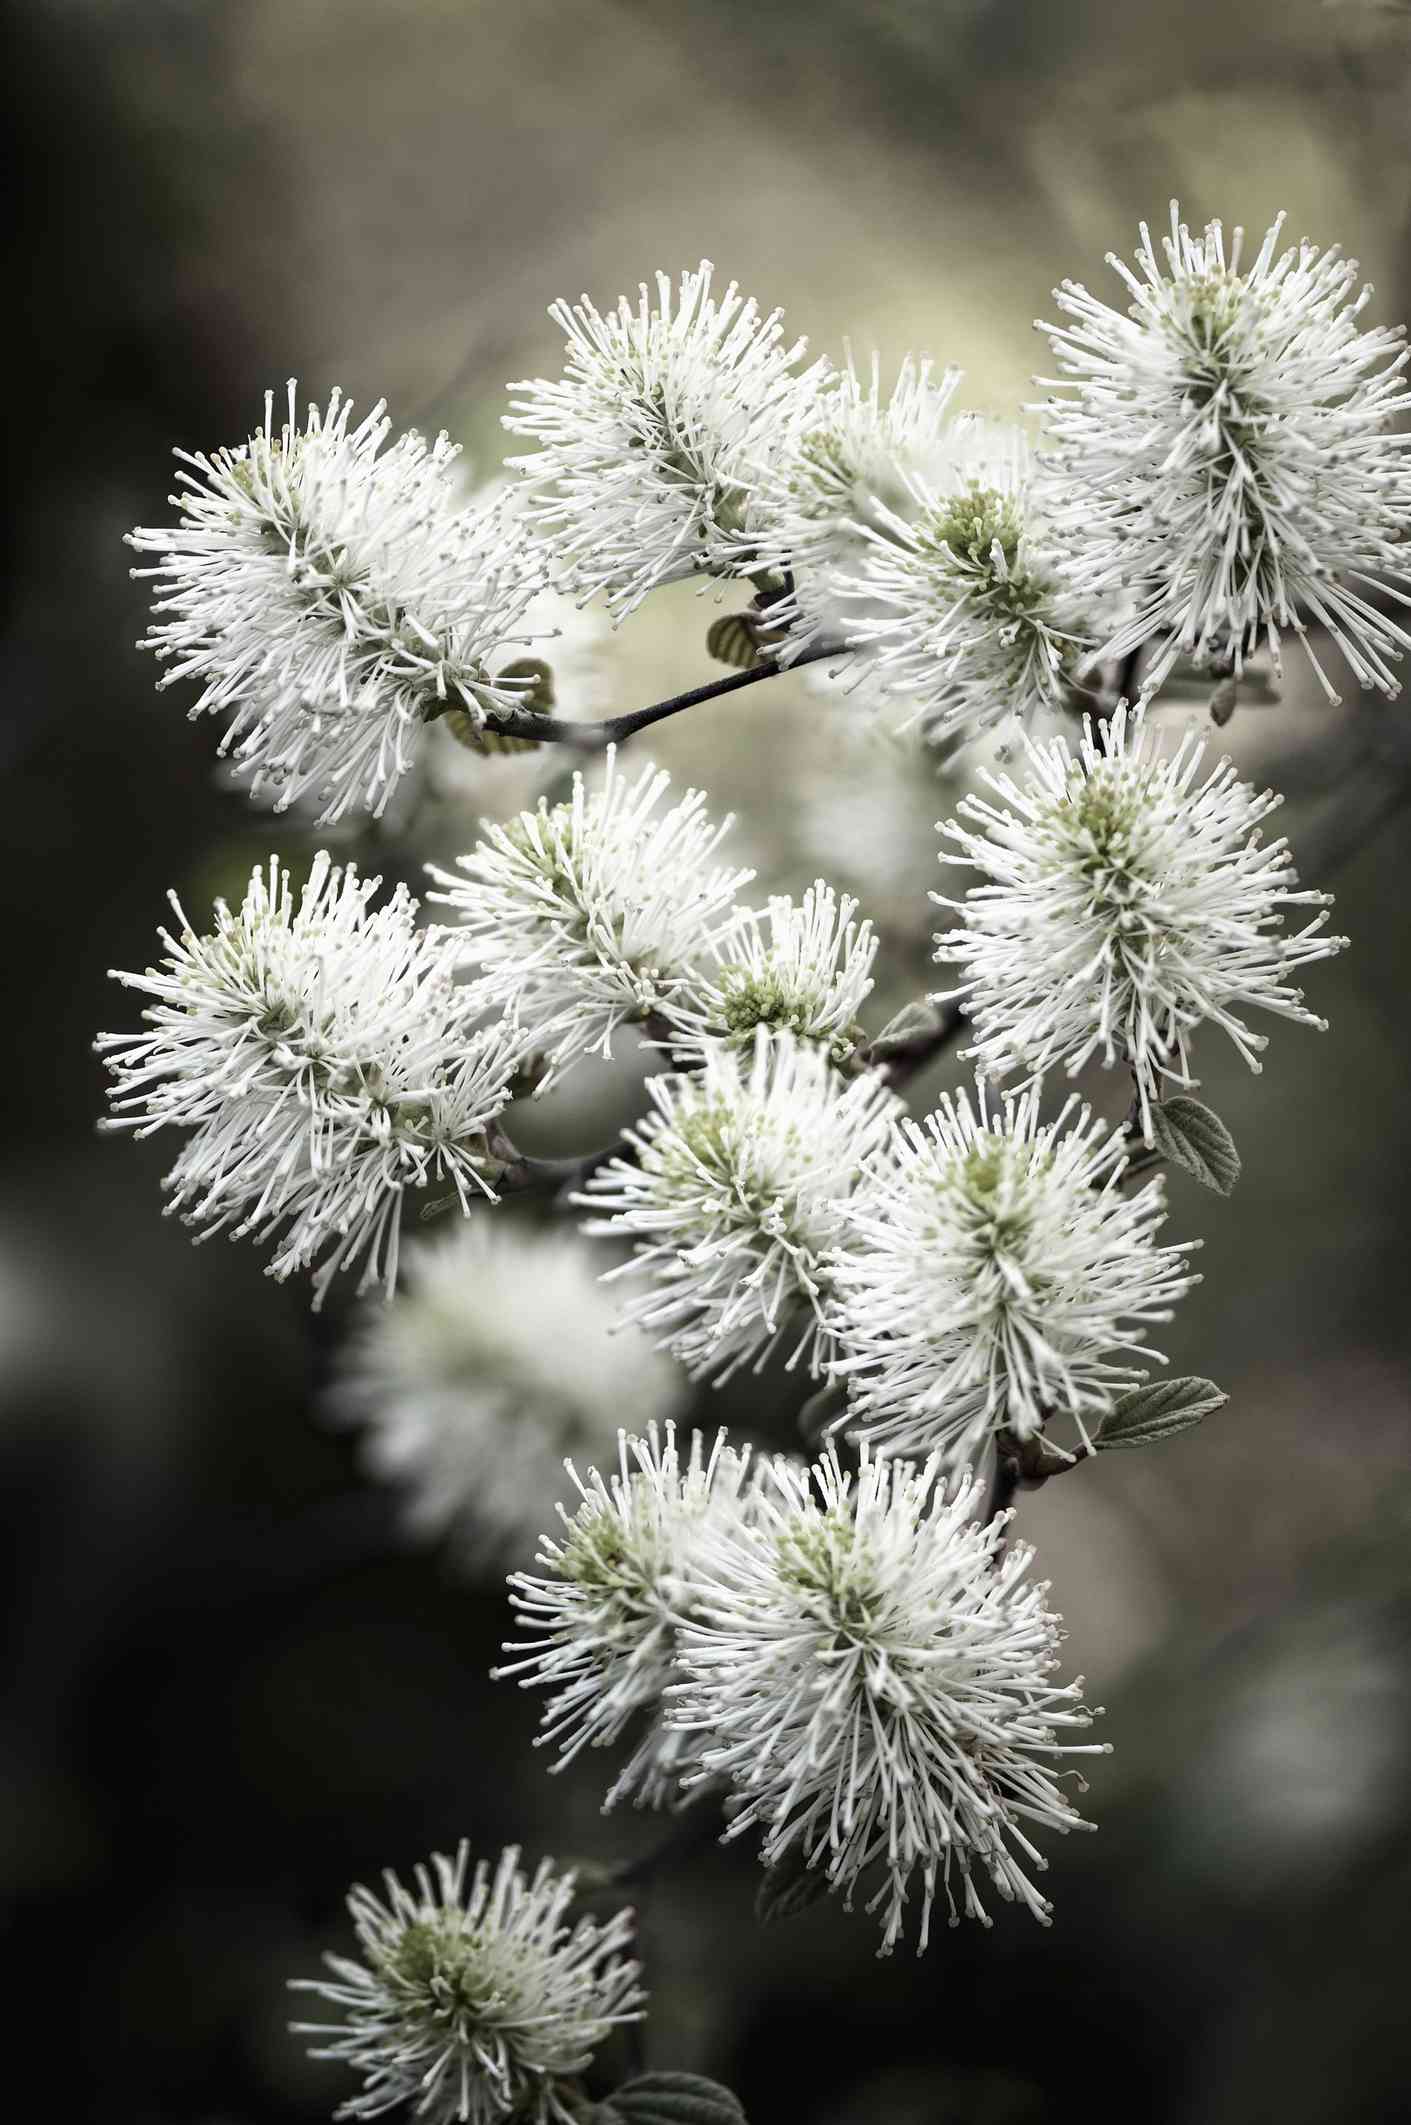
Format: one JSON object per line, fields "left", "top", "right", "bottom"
{"left": 929, "top": 482, "right": 1024, "bottom": 574}
{"left": 377, "top": 1917, "right": 494, "bottom": 2030}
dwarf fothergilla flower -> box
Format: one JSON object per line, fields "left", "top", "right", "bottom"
{"left": 99, "top": 854, "right": 523, "bottom": 1305}
{"left": 290, "top": 1840, "right": 643, "bottom": 2125}
{"left": 837, "top": 417, "right": 1102, "bottom": 744}
{"left": 506, "top": 263, "right": 826, "bottom": 617}
{"left": 933, "top": 705, "right": 1347, "bottom": 1137}
{"left": 661, "top": 878, "right": 878, "bottom": 1068}
{"left": 827, "top": 1083, "right": 1197, "bottom": 1462}
{"left": 429, "top": 750, "right": 753, "bottom": 1083}
{"left": 669, "top": 1444, "right": 1105, "bottom": 1952}
{"left": 331, "top": 1219, "right": 685, "bottom": 1569}
{"left": 128, "top": 383, "right": 540, "bottom": 822}
{"left": 1039, "top": 203, "right": 1411, "bottom": 701}
{"left": 751, "top": 351, "right": 964, "bottom": 660}
{"left": 495, "top": 1423, "right": 752, "bottom": 1811}
{"left": 578, "top": 1030, "right": 901, "bottom": 1382}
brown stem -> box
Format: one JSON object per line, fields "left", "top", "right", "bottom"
{"left": 986, "top": 1452, "right": 1020, "bottom": 1526}
{"left": 498, "top": 1144, "right": 624, "bottom": 1193}
{"left": 474, "top": 637, "right": 843, "bottom": 750}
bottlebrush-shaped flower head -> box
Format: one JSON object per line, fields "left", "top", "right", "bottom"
{"left": 291, "top": 1840, "right": 643, "bottom": 2124}
{"left": 670, "top": 1445, "right": 1105, "bottom": 1952}
{"left": 1039, "top": 204, "right": 1411, "bottom": 701}
{"left": 129, "top": 384, "right": 539, "bottom": 821}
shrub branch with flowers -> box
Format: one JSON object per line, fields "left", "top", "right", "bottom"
{"left": 99, "top": 207, "right": 1403, "bottom": 2123}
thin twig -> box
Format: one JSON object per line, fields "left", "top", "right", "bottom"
{"left": 500, "top": 1143, "right": 623, "bottom": 1192}
{"left": 986, "top": 1452, "right": 1019, "bottom": 1527}
{"left": 472, "top": 638, "right": 842, "bottom": 750}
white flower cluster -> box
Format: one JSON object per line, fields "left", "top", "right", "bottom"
{"left": 498, "top": 1424, "right": 754, "bottom": 1811}
{"left": 506, "top": 261, "right": 825, "bottom": 616}
{"left": 503, "top": 1430, "right": 1102, "bottom": 1952}
{"left": 129, "top": 384, "right": 540, "bottom": 823}
{"left": 429, "top": 751, "right": 754, "bottom": 1080}
{"left": 828, "top": 1084, "right": 1197, "bottom": 1463}
{"left": 128, "top": 226, "right": 1411, "bottom": 823}
{"left": 332, "top": 1219, "right": 685, "bottom": 1568}
{"left": 935, "top": 706, "right": 1348, "bottom": 1136}
{"left": 292, "top": 1840, "right": 643, "bottom": 2125}
{"left": 103, "top": 210, "right": 1379, "bottom": 1987}
{"left": 664, "top": 878, "right": 878, "bottom": 1067}
{"left": 99, "top": 855, "right": 522, "bottom": 1304}
{"left": 432, "top": 754, "right": 889, "bottom": 1091}
{"left": 677, "top": 1446, "right": 1104, "bottom": 1949}
{"left": 579, "top": 1032, "right": 899, "bottom": 1382}
{"left": 760, "top": 381, "right": 1103, "bottom": 738}
{"left": 750, "top": 352, "right": 966, "bottom": 655}
{"left": 839, "top": 417, "right": 1101, "bottom": 741}
{"left": 1041, "top": 204, "right": 1411, "bottom": 701}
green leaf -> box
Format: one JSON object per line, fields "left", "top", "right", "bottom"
{"left": 1096, "top": 1376, "right": 1228, "bottom": 1451}
{"left": 866, "top": 998, "right": 944, "bottom": 1060}
{"left": 754, "top": 1842, "right": 832, "bottom": 1925}
{"left": 607, "top": 2071, "right": 748, "bottom": 2124}
{"left": 1150, "top": 1096, "right": 1242, "bottom": 1196}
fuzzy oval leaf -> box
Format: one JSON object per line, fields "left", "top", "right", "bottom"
{"left": 866, "top": 998, "right": 945, "bottom": 1062}
{"left": 608, "top": 2071, "right": 748, "bottom": 2125}
{"left": 1096, "top": 1376, "right": 1228, "bottom": 1451}
{"left": 1150, "top": 1097, "right": 1242, "bottom": 1195}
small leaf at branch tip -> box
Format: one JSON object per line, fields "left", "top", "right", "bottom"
{"left": 1095, "top": 1376, "right": 1229, "bottom": 1451}
{"left": 1149, "top": 1096, "right": 1242, "bottom": 1195}
{"left": 865, "top": 998, "right": 945, "bottom": 1063}
{"left": 1209, "top": 675, "right": 1239, "bottom": 727}
{"left": 606, "top": 2070, "right": 749, "bottom": 2124}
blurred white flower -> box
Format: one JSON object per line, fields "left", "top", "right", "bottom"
{"left": 1040, "top": 204, "right": 1411, "bottom": 701}
{"left": 783, "top": 708, "right": 986, "bottom": 944}
{"left": 670, "top": 1445, "right": 1103, "bottom": 1952}
{"left": 662, "top": 879, "right": 878, "bottom": 1067}
{"left": 496, "top": 1423, "right": 752, "bottom": 1810}
{"left": 291, "top": 1840, "right": 643, "bottom": 2125}
{"left": 332, "top": 1219, "right": 684, "bottom": 1569}
{"left": 828, "top": 1083, "right": 1196, "bottom": 1462}
{"left": 579, "top": 1031, "right": 900, "bottom": 1382}
{"left": 506, "top": 262, "right": 825, "bottom": 617}
{"left": 429, "top": 750, "right": 754, "bottom": 1082}
{"left": 837, "top": 417, "right": 1101, "bottom": 744}
{"left": 934, "top": 706, "right": 1347, "bottom": 1136}
{"left": 128, "top": 384, "right": 539, "bottom": 822}
{"left": 99, "top": 855, "right": 522, "bottom": 1305}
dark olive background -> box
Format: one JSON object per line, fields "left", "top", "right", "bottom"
{"left": 5, "top": 4, "right": 1411, "bottom": 2121}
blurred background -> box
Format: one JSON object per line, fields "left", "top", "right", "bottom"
{"left": 6, "top": 1, "right": 1411, "bottom": 2119}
